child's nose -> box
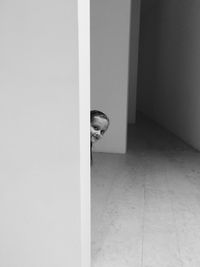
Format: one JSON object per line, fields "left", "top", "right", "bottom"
{"left": 96, "top": 130, "right": 101, "bottom": 136}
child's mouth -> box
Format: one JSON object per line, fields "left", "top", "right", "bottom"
{"left": 92, "top": 135, "right": 99, "bottom": 142}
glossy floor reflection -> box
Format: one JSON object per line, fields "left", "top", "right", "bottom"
{"left": 91, "top": 115, "right": 200, "bottom": 267}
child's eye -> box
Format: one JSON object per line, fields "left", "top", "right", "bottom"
{"left": 94, "top": 126, "right": 99, "bottom": 130}
{"left": 101, "top": 130, "right": 105, "bottom": 135}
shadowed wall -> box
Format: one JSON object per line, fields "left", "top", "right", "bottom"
{"left": 138, "top": 0, "right": 200, "bottom": 150}
{"left": 91, "top": 0, "right": 131, "bottom": 153}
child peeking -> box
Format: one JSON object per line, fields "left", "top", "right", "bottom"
{"left": 90, "top": 110, "right": 110, "bottom": 164}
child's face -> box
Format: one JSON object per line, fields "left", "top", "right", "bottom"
{"left": 91, "top": 116, "right": 109, "bottom": 143}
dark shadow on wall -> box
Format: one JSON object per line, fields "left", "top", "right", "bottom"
{"left": 127, "top": 0, "right": 141, "bottom": 124}
{"left": 137, "top": 0, "right": 163, "bottom": 118}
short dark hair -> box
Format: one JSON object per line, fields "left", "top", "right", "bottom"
{"left": 90, "top": 110, "right": 109, "bottom": 124}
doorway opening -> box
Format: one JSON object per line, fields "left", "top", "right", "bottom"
{"left": 91, "top": 0, "right": 200, "bottom": 266}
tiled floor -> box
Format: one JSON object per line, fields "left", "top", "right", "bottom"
{"left": 91, "top": 115, "right": 200, "bottom": 267}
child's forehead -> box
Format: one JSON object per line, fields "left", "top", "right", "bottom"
{"left": 92, "top": 116, "right": 109, "bottom": 126}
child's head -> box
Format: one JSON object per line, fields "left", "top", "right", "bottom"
{"left": 90, "top": 110, "right": 109, "bottom": 144}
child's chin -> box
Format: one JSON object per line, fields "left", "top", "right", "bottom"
{"left": 91, "top": 136, "right": 98, "bottom": 143}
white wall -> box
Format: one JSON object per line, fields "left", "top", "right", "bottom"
{"left": 0, "top": 0, "right": 83, "bottom": 266}
{"left": 138, "top": 0, "right": 200, "bottom": 150}
{"left": 128, "top": 0, "right": 141, "bottom": 124}
{"left": 91, "top": 0, "right": 131, "bottom": 153}
{"left": 78, "top": 0, "right": 91, "bottom": 266}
